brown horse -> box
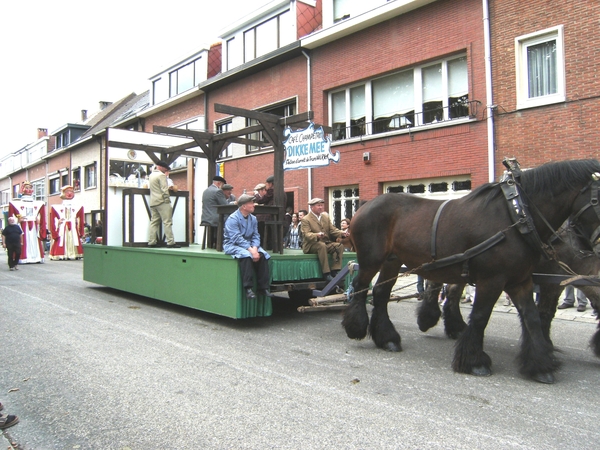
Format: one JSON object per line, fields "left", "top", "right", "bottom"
{"left": 343, "top": 159, "right": 600, "bottom": 383}
{"left": 417, "top": 220, "right": 600, "bottom": 355}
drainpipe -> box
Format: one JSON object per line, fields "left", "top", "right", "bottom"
{"left": 483, "top": 0, "right": 495, "bottom": 182}
{"left": 302, "top": 50, "right": 312, "bottom": 200}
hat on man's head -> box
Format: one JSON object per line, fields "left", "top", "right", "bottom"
{"left": 222, "top": 184, "right": 233, "bottom": 190}
{"left": 308, "top": 198, "right": 325, "bottom": 205}
{"left": 155, "top": 160, "right": 170, "bottom": 169}
{"left": 254, "top": 183, "right": 266, "bottom": 191}
{"left": 237, "top": 194, "right": 254, "bottom": 206}
{"left": 213, "top": 175, "right": 226, "bottom": 183}
{"left": 266, "top": 175, "right": 274, "bottom": 183}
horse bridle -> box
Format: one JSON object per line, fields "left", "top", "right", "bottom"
{"left": 567, "top": 174, "right": 600, "bottom": 253}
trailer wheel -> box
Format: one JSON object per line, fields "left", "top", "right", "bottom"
{"left": 288, "top": 289, "right": 313, "bottom": 304}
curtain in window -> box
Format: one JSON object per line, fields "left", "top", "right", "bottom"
{"left": 527, "top": 40, "right": 557, "bottom": 98}
{"left": 422, "top": 64, "right": 443, "bottom": 101}
{"left": 448, "top": 57, "right": 468, "bottom": 97}
{"left": 332, "top": 91, "right": 346, "bottom": 123}
{"left": 350, "top": 86, "right": 365, "bottom": 120}
{"left": 372, "top": 70, "right": 414, "bottom": 119}
{"left": 256, "top": 16, "right": 278, "bottom": 57}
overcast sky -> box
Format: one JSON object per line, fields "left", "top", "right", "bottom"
{"left": 0, "top": 0, "right": 267, "bottom": 156}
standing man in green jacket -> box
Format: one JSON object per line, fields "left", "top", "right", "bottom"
{"left": 147, "top": 161, "right": 180, "bottom": 248}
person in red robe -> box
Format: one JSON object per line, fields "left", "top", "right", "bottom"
{"left": 49, "top": 185, "right": 84, "bottom": 260}
{"left": 8, "top": 181, "right": 47, "bottom": 263}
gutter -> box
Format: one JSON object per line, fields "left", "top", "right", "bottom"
{"left": 483, "top": 0, "right": 495, "bottom": 182}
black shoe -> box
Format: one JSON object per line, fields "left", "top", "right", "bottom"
{"left": 167, "top": 244, "right": 181, "bottom": 248}
{"left": 245, "top": 288, "right": 256, "bottom": 299}
{"left": 147, "top": 243, "right": 159, "bottom": 248}
{"left": 258, "top": 289, "right": 274, "bottom": 297}
{"left": 324, "top": 273, "right": 333, "bottom": 282}
{"left": 557, "top": 302, "right": 574, "bottom": 309}
{"left": 577, "top": 304, "right": 587, "bottom": 312}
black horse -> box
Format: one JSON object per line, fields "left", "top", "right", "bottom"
{"left": 343, "top": 159, "right": 600, "bottom": 383}
{"left": 417, "top": 220, "right": 600, "bottom": 355}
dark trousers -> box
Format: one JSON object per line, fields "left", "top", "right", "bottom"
{"left": 6, "top": 244, "right": 21, "bottom": 268}
{"left": 238, "top": 254, "right": 270, "bottom": 290}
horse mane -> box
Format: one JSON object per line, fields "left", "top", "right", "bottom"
{"left": 466, "top": 159, "right": 600, "bottom": 206}
{"left": 519, "top": 159, "right": 600, "bottom": 196}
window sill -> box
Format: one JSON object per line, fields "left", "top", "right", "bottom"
{"left": 331, "top": 116, "right": 475, "bottom": 147}
{"left": 516, "top": 95, "right": 565, "bottom": 111}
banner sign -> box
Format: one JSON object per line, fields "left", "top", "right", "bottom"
{"left": 283, "top": 122, "right": 340, "bottom": 171}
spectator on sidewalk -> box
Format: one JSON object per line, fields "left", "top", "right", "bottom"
{"left": 558, "top": 285, "right": 588, "bottom": 312}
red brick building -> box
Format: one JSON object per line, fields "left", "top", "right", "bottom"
{"left": 489, "top": 0, "right": 600, "bottom": 173}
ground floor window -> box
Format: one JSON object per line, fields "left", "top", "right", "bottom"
{"left": 384, "top": 176, "right": 471, "bottom": 200}
{"left": 330, "top": 185, "right": 360, "bottom": 228}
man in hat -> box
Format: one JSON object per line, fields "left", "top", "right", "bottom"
{"left": 301, "top": 198, "right": 346, "bottom": 281}
{"left": 49, "top": 185, "right": 85, "bottom": 260}
{"left": 254, "top": 176, "right": 276, "bottom": 249}
{"left": 201, "top": 175, "right": 228, "bottom": 248}
{"left": 222, "top": 184, "right": 236, "bottom": 204}
{"left": 147, "top": 161, "right": 180, "bottom": 248}
{"left": 8, "top": 181, "right": 47, "bottom": 263}
{"left": 223, "top": 194, "right": 272, "bottom": 300}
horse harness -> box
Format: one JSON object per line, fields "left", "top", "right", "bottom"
{"left": 421, "top": 159, "right": 600, "bottom": 283}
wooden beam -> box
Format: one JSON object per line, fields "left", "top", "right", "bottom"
{"left": 214, "top": 103, "right": 281, "bottom": 123}
{"left": 153, "top": 126, "right": 213, "bottom": 141}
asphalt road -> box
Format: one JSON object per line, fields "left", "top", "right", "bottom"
{"left": 1, "top": 259, "right": 599, "bottom": 449}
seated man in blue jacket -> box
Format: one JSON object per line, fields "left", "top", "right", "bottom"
{"left": 223, "top": 194, "right": 273, "bottom": 300}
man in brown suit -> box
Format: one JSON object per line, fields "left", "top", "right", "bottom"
{"left": 301, "top": 198, "right": 347, "bottom": 281}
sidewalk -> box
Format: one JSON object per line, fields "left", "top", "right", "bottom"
{"left": 393, "top": 275, "right": 598, "bottom": 325}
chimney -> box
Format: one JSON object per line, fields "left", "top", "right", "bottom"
{"left": 99, "top": 101, "right": 112, "bottom": 110}
{"left": 37, "top": 128, "right": 48, "bottom": 139}
{"left": 81, "top": 110, "right": 88, "bottom": 121}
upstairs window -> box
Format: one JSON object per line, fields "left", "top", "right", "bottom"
{"left": 72, "top": 168, "right": 81, "bottom": 192}
{"left": 246, "top": 101, "right": 296, "bottom": 153}
{"left": 85, "top": 163, "right": 96, "bottom": 189}
{"left": 225, "top": 8, "right": 293, "bottom": 71}
{"left": 217, "top": 121, "right": 233, "bottom": 159}
{"left": 515, "top": 26, "right": 565, "bottom": 109}
{"left": 151, "top": 55, "right": 205, "bottom": 105}
{"left": 330, "top": 55, "right": 472, "bottom": 140}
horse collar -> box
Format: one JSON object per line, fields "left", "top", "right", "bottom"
{"left": 501, "top": 179, "right": 553, "bottom": 259}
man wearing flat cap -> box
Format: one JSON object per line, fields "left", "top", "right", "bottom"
{"left": 254, "top": 175, "right": 276, "bottom": 248}
{"left": 223, "top": 194, "right": 272, "bottom": 300}
{"left": 222, "top": 184, "right": 236, "bottom": 204}
{"left": 301, "top": 198, "right": 346, "bottom": 281}
{"left": 201, "top": 175, "right": 229, "bottom": 248}
{"left": 148, "top": 161, "right": 180, "bottom": 248}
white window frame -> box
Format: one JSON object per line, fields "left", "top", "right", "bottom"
{"left": 384, "top": 176, "right": 471, "bottom": 201}
{"left": 328, "top": 54, "right": 469, "bottom": 139}
{"left": 85, "top": 163, "right": 97, "bottom": 189}
{"left": 329, "top": 185, "right": 360, "bottom": 227}
{"left": 515, "top": 25, "right": 565, "bottom": 110}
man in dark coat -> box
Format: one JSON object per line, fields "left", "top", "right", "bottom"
{"left": 201, "top": 175, "right": 228, "bottom": 248}
{"left": 2, "top": 216, "right": 23, "bottom": 270}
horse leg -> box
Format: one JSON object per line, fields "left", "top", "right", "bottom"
{"left": 443, "top": 283, "right": 468, "bottom": 339}
{"left": 369, "top": 260, "right": 403, "bottom": 351}
{"left": 508, "top": 283, "right": 561, "bottom": 384}
{"left": 452, "top": 280, "right": 503, "bottom": 377}
{"left": 342, "top": 267, "right": 377, "bottom": 340}
{"left": 536, "top": 283, "right": 563, "bottom": 347}
{"left": 416, "top": 280, "right": 443, "bottom": 332}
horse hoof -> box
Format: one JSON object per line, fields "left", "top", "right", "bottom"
{"left": 532, "top": 372, "right": 555, "bottom": 384}
{"left": 383, "top": 341, "right": 401, "bottom": 352}
{"left": 471, "top": 366, "right": 492, "bottom": 377}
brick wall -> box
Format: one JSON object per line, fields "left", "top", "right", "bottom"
{"left": 490, "top": 0, "right": 600, "bottom": 172}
